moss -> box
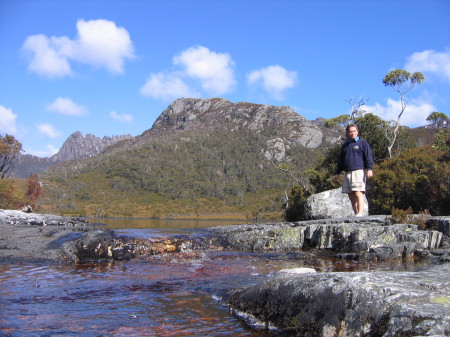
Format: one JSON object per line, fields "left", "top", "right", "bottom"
{"left": 431, "top": 296, "right": 450, "bottom": 305}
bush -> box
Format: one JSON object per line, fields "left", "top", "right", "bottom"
{"left": 284, "top": 185, "right": 312, "bottom": 221}
{"left": 369, "top": 146, "right": 449, "bottom": 215}
{"left": 0, "top": 179, "right": 24, "bottom": 209}
{"left": 388, "top": 207, "right": 431, "bottom": 230}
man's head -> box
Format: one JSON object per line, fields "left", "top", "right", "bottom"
{"left": 346, "top": 124, "right": 359, "bottom": 140}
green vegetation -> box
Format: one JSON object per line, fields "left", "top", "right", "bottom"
{"left": 382, "top": 69, "right": 425, "bottom": 158}
{"left": 286, "top": 124, "right": 449, "bottom": 220}
{"left": 369, "top": 146, "right": 449, "bottom": 215}
{"left": 0, "top": 134, "right": 43, "bottom": 209}
{"left": 41, "top": 130, "right": 322, "bottom": 219}
{"left": 0, "top": 134, "right": 22, "bottom": 179}
{"left": 427, "top": 111, "right": 449, "bottom": 128}
{"left": 285, "top": 71, "right": 450, "bottom": 221}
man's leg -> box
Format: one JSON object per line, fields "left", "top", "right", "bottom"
{"left": 348, "top": 192, "right": 358, "bottom": 214}
{"left": 354, "top": 191, "right": 365, "bottom": 215}
{"left": 348, "top": 191, "right": 365, "bottom": 215}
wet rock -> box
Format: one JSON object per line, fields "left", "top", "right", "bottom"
{"left": 226, "top": 263, "right": 450, "bottom": 337}
{"left": 207, "top": 217, "right": 444, "bottom": 261}
{"left": 277, "top": 267, "right": 316, "bottom": 275}
{"left": 0, "top": 210, "right": 151, "bottom": 264}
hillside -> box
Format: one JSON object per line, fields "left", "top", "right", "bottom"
{"left": 39, "top": 98, "right": 343, "bottom": 219}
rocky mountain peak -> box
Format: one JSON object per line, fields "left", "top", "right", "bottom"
{"left": 147, "top": 98, "right": 325, "bottom": 158}
{"left": 50, "top": 132, "right": 132, "bottom": 162}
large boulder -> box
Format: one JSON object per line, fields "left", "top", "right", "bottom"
{"left": 226, "top": 263, "right": 450, "bottom": 337}
{"left": 304, "top": 187, "right": 368, "bottom": 219}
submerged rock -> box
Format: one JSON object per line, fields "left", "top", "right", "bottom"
{"left": 226, "top": 263, "right": 450, "bottom": 336}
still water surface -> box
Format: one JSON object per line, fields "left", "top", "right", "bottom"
{"left": 0, "top": 218, "right": 426, "bottom": 336}
{"left": 89, "top": 217, "right": 264, "bottom": 229}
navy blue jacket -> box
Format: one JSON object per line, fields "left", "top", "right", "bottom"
{"left": 336, "top": 138, "right": 374, "bottom": 174}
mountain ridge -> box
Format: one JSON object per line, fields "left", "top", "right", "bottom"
{"left": 15, "top": 132, "right": 131, "bottom": 178}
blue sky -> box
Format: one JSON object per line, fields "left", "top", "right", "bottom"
{"left": 1, "top": 0, "right": 449, "bottom": 157}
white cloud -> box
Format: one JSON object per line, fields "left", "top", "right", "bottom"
{"left": 22, "top": 34, "right": 73, "bottom": 78}
{"left": 140, "top": 72, "right": 200, "bottom": 101}
{"left": 0, "top": 105, "right": 18, "bottom": 135}
{"left": 366, "top": 98, "right": 436, "bottom": 127}
{"left": 405, "top": 49, "right": 450, "bottom": 82}
{"left": 22, "top": 19, "right": 135, "bottom": 78}
{"left": 37, "top": 123, "right": 60, "bottom": 138}
{"left": 247, "top": 65, "right": 298, "bottom": 100}
{"left": 46, "top": 97, "right": 88, "bottom": 116}
{"left": 173, "top": 46, "right": 235, "bottom": 95}
{"left": 70, "top": 19, "right": 135, "bottom": 73}
{"left": 109, "top": 111, "right": 133, "bottom": 123}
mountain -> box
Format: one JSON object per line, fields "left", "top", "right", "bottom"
{"left": 39, "top": 98, "right": 343, "bottom": 219}
{"left": 49, "top": 131, "right": 132, "bottom": 162}
{"left": 114, "top": 98, "right": 341, "bottom": 158}
{"left": 14, "top": 132, "right": 131, "bottom": 178}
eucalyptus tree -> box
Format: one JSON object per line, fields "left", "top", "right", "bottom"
{"left": 0, "top": 134, "right": 22, "bottom": 179}
{"left": 382, "top": 69, "right": 425, "bottom": 158}
{"left": 426, "top": 111, "right": 449, "bottom": 128}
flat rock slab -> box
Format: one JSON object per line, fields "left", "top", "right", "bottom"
{"left": 226, "top": 263, "right": 450, "bottom": 337}
{"left": 0, "top": 210, "right": 137, "bottom": 263}
{"left": 207, "top": 216, "right": 446, "bottom": 261}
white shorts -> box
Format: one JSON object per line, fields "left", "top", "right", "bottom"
{"left": 342, "top": 169, "right": 366, "bottom": 193}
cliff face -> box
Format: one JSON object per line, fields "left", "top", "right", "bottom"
{"left": 136, "top": 98, "right": 341, "bottom": 163}
{"left": 14, "top": 132, "right": 131, "bottom": 178}
{"left": 49, "top": 132, "right": 132, "bottom": 162}
{"left": 146, "top": 98, "right": 326, "bottom": 150}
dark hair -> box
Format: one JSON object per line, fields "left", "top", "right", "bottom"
{"left": 346, "top": 123, "right": 359, "bottom": 133}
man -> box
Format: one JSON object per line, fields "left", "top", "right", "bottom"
{"left": 335, "top": 124, "right": 374, "bottom": 216}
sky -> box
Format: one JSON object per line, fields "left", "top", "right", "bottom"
{"left": 0, "top": 0, "right": 449, "bottom": 157}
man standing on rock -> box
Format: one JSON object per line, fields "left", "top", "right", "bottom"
{"left": 335, "top": 124, "right": 374, "bottom": 216}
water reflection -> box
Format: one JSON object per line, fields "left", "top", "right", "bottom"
{"left": 87, "top": 217, "right": 258, "bottom": 229}
{"left": 0, "top": 248, "right": 428, "bottom": 337}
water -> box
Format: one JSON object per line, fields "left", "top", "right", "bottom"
{"left": 0, "top": 219, "right": 427, "bottom": 336}
{"left": 87, "top": 217, "right": 265, "bottom": 229}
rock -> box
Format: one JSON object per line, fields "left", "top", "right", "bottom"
{"left": 226, "top": 263, "right": 450, "bottom": 337}
{"left": 427, "top": 217, "right": 450, "bottom": 237}
{"left": 207, "top": 217, "right": 444, "bottom": 260}
{"left": 148, "top": 98, "right": 324, "bottom": 149}
{"left": 304, "top": 187, "right": 368, "bottom": 219}
{"left": 20, "top": 205, "right": 33, "bottom": 213}
{"left": 0, "top": 210, "right": 149, "bottom": 263}
{"left": 277, "top": 267, "right": 316, "bottom": 275}
{"left": 14, "top": 132, "right": 132, "bottom": 178}
{"left": 50, "top": 131, "right": 132, "bottom": 162}
{"left": 264, "top": 137, "right": 286, "bottom": 161}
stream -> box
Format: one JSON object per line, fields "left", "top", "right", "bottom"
{"left": 0, "top": 218, "right": 427, "bottom": 336}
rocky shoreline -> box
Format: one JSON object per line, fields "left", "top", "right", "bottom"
{"left": 1, "top": 209, "right": 449, "bottom": 336}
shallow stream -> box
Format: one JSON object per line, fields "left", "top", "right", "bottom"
{"left": 0, "top": 218, "right": 427, "bottom": 336}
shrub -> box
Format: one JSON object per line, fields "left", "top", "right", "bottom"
{"left": 26, "top": 174, "right": 43, "bottom": 208}
{"left": 284, "top": 185, "right": 312, "bottom": 221}
{"left": 0, "top": 179, "right": 24, "bottom": 209}
{"left": 369, "top": 146, "right": 449, "bottom": 215}
{"left": 388, "top": 207, "right": 431, "bottom": 230}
